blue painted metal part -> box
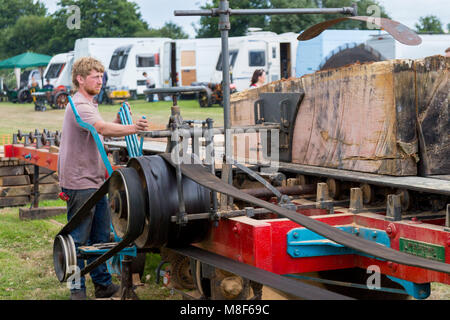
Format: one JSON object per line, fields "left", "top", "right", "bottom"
{"left": 67, "top": 96, "right": 113, "bottom": 176}
{"left": 119, "top": 103, "right": 143, "bottom": 157}
{"left": 286, "top": 226, "right": 431, "bottom": 299}
{"left": 387, "top": 275, "right": 431, "bottom": 300}
{"left": 118, "top": 109, "right": 135, "bottom": 157}
{"left": 284, "top": 274, "right": 408, "bottom": 296}
{"left": 286, "top": 226, "right": 391, "bottom": 259}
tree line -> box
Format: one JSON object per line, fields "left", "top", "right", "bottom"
{"left": 0, "top": 0, "right": 448, "bottom": 60}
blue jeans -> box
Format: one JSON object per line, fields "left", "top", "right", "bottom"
{"left": 62, "top": 188, "right": 112, "bottom": 292}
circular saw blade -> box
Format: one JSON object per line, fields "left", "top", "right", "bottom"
{"left": 298, "top": 16, "right": 422, "bottom": 46}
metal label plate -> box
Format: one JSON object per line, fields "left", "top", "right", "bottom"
{"left": 399, "top": 238, "right": 445, "bottom": 262}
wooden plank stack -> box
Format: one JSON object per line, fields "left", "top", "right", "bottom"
{"left": 0, "top": 157, "right": 61, "bottom": 209}
{"left": 230, "top": 55, "right": 449, "bottom": 177}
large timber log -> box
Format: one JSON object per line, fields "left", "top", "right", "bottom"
{"left": 415, "top": 55, "right": 449, "bottom": 176}
{"left": 230, "top": 55, "right": 449, "bottom": 176}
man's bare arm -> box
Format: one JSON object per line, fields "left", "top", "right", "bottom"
{"left": 94, "top": 118, "right": 148, "bottom": 137}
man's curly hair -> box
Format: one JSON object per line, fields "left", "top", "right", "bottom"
{"left": 72, "top": 57, "right": 105, "bottom": 90}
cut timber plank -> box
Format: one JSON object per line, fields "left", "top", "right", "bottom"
{"left": 230, "top": 59, "right": 425, "bottom": 176}
{"left": 0, "top": 166, "right": 24, "bottom": 177}
{"left": 19, "top": 206, "right": 66, "bottom": 220}
{"left": 291, "top": 60, "right": 417, "bottom": 176}
{"left": 0, "top": 175, "right": 30, "bottom": 186}
{"left": 0, "top": 185, "right": 32, "bottom": 197}
{"left": 415, "top": 55, "right": 449, "bottom": 175}
{"left": 0, "top": 196, "right": 30, "bottom": 207}
{"left": 31, "top": 183, "right": 60, "bottom": 194}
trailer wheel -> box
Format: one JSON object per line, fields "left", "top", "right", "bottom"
{"left": 18, "top": 88, "right": 32, "bottom": 103}
{"left": 54, "top": 91, "right": 68, "bottom": 109}
{"left": 198, "top": 87, "right": 212, "bottom": 108}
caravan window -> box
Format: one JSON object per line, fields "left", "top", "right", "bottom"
{"left": 216, "top": 50, "right": 238, "bottom": 71}
{"left": 109, "top": 45, "right": 132, "bottom": 71}
{"left": 44, "top": 63, "right": 65, "bottom": 79}
{"left": 249, "top": 50, "right": 265, "bottom": 67}
{"left": 136, "top": 54, "right": 159, "bottom": 68}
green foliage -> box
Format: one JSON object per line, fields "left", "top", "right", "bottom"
{"left": 317, "top": 0, "right": 390, "bottom": 30}
{"left": 134, "top": 22, "right": 189, "bottom": 39}
{"left": 0, "top": 15, "right": 54, "bottom": 58}
{"left": 47, "top": 0, "right": 150, "bottom": 54}
{"left": 195, "top": 0, "right": 270, "bottom": 38}
{"left": 196, "top": 0, "right": 391, "bottom": 37}
{"left": 0, "top": 0, "right": 47, "bottom": 29}
{"left": 268, "top": 0, "right": 321, "bottom": 34}
{"left": 415, "top": 15, "right": 444, "bottom": 34}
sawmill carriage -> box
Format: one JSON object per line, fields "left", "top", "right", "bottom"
{"left": 5, "top": 4, "right": 449, "bottom": 301}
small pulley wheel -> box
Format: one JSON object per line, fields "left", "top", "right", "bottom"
{"left": 53, "top": 234, "right": 77, "bottom": 283}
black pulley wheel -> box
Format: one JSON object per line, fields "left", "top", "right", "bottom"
{"left": 127, "top": 155, "right": 211, "bottom": 249}
{"left": 108, "top": 168, "right": 146, "bottom": 242}
{"left": 53, "top": 234, "right": 77, "bottom": 283}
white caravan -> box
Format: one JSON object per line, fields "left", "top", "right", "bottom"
{"left": 107, "top": 38, "right": 172, "bottom": 97}
{"left": 366, "top": 33, "right": 450, "bottom": 60}
{"left": 43, "top": 52, "right": 74, "bottom": 89}
{"left": 73, "top": 38, "right": 153, "bottom": 70}
{"left": 162, "top": 37, "right": 223, "bottom": 87}
{"left": 210, "top": 31, "right": 299, "bottom": 92}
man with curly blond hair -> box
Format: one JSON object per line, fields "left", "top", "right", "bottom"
{"left": 58, "top": 57, "right": 148, "bottom": 300}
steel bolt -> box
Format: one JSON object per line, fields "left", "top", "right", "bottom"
{"left": 293, "top": 232, "right": 299, "bottom": 239}
{"left": 294, "top": 249, "right": 301, "bottom": 257}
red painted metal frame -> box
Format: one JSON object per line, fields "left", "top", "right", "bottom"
{"left": 4, "top": 144, "right": 121, "bottom": 173}
{"left": 196, "top": 209, "right": 450, "bottom": 285}
{"left": 6, "top": 143, "right": 448, "bottom": 285}
{"left": 4, "top": 144, "right": 59, "bottom": 171}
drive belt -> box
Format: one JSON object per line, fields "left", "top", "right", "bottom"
{"left": 172, "top": 245, "right": 354, "bottom": 300}
{"left": 55, "top": 167, "right": 146, "bottom": 278}
{"left": 161, "top": 154, "right": 450, "bottom": 275}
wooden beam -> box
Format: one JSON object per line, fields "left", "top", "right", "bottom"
{"left": 19, "top": 206, "right": 66, "bottom": 220}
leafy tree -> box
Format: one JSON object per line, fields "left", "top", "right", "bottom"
{"left": 0, "top": 0, "right": 47, "bottom": 29}
{"left": 415, "top": 15, "right": 444, "bottom": 34}
{"left": 0, "top": 15, "right": 54, "bottom": 57}
{"left": 47, "top": 0, "right": 149, "bottom": 54}
{"left": 134, "top": 22, "right": 189, "bottom": 39}
{"left": 268, "top": 0, "right": 322, "bottom": 34}
{"left": 195, "top": 0, "right": 270, "bottom": 38}
{"left": 195, "top": 0, "right": 390, "bottom": 37}
{"left": 317, "top": 0, "right": 390, "bottom": 30}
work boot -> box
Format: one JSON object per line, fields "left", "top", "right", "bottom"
{"left": 70, "top": 289, "right": 87, "bottom": 300}
{"left": 94, "top": 282, "right": 120, "bottom": 299}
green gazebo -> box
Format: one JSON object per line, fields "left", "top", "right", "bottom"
{"left": 0, "top": 52, "right": 52, "bottom": 89}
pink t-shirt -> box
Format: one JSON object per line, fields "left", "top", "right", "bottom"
{"left": 58, "top": 91, "right": 106, "bottom": 190}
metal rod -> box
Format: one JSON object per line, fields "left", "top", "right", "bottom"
{"left": 241, "top": 184, "right": 316, "bottom": 198}
{"left": 174, "top": 7, "right": 357, "bottom": 16}
{"left": 139, "top": 124, "right": 280, "bottom": 138}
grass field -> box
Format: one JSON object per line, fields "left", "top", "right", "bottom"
{"left": 0, "top": 99, "right": 449, "bottom": 300}
{"left": 0, "top": 98, "right": 225, "bottom": 143}
{"left": 0, "top": 200, "right": 181, "bottom": 300}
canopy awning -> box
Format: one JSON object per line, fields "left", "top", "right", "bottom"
{"left": 0, "top": 52, "right": 51, "bottom": 69}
